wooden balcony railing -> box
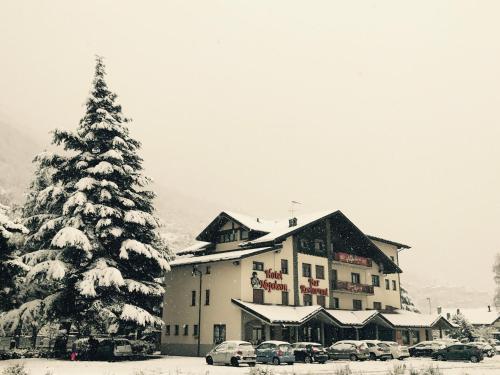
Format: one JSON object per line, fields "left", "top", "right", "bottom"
{"left": 332, "top": 280, "right": 374, "bottom": 295}
{"left": 333, "top": 252, "right": 372, "bottom": 267}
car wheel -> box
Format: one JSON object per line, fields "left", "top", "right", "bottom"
{"left": 304, "top": 355, "right": 312, "bottom": 364}
{"left": 272, "top": 357, "right": 280, "bottom": 365}
{"left": 231, "top": 357, "right": 239, "bottom": 367}
{"left": 470, "top": 355, "right": 479, "bottom": 363}
{"left": 369, "top": 353, "right": 376, "bottom": 360}
{"left": 249, "top": 362, "right": 256, "bottom": 367}
{"left": 437, "top": 354, "right": 444, "bottom": 361}
{"left": 206, "top": 356, "right": 213, "bottom": 365}
{"left": 349, "top": 354, "right": 357, "bottom": 361}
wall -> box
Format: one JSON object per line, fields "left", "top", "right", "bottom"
{"left": 240, "top": 237, "right": 294, "bottom": 305}
{"left": 162, "top": 261, "right": 243, "bottom": 355}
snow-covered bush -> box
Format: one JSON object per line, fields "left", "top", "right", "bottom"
{"left": 248, "top": 367, "right": 275, "bottom": 375}
{"left": 0, "top": 364, "right": 28, "bottom": 375}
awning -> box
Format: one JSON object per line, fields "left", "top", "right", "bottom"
{"left": 232, "top": 299, "right": 337, "bottom": 326}
{"left": 325, "top": 309, "right": 392, "bottom": 328}
{"left": 382, "top": 310, "right": 456, "bottom": 329}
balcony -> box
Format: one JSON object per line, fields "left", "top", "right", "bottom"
{"left": 333, "top": 252, "right": 372, "bottom": 267}
{"left": 332, "top": 280, "right": 374, "bottom": 295}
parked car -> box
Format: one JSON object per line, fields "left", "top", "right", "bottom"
{"left": 362, "top": 340, "right": 392, "bottom": 360}
{"left": 70, "top": 337, "right": 133, "bottom": 361}
{"left": 291, "top": 342, "right": 329, "bottom": 364}
{"left": 468, "top": 342, "right": 495, "bottom": 358}
{"left": 255, "top": 341, "right": 295, "bottom": 365}
{"left": 327, "top": 340, "right": 370, "bottom": 361}
{"left": 432, "top": 344, "right": 484, "bottom": 363}
{"left": 205, "top": 340, "right": 256, "bottom": 367}
{"left": 382, "top": 341, "right": 410, "bottom": 360}
{"left": 409, "top": 341, "right": 446, "bottom": 357}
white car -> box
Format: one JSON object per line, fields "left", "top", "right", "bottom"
{"left": 205, "top": 340, "right": 256, "bottom": 367}
{"left": 382, "top": 341, "right": 410, "bottom": 359}
{"left": 363, "top": 340, "right": 392, "bottom": 360}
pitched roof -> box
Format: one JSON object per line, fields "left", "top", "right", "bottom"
{"left": 175, "top": 241, "right": 211, "bottom": 256}
{"left": 382, "top": 309, "right": 455, "bottom": 329}
{"left": 170, "top": 247, "right": 275, "bottom": 267}
{"left": 440, "top": 308, "right": 500, "bottom": 326}
{"left": 232, "top": 299, "right": 326, "bottom": 325}
{"left": 367, "top": 235, "right": 411, "bottom": 250}
{"left": 325, "top": 309, "right": 380, "bottom": 327}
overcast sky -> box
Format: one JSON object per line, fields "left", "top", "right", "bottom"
{"left": 1, "top": 1, "right": 500, "bottom": 297}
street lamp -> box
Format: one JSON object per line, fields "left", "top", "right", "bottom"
{"left": 192, "top": 266, "right": 203, "bottom": 357}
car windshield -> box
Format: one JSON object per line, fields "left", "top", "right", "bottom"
{"left": 278, "top": 344, "right": 291, "bottom": 351}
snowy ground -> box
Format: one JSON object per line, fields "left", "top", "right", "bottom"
{"left": 1, "top": 356, "right": 499, "bottom": 375}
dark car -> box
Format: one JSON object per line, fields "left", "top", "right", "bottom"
{"left": 468, "top": 342, "right": 495, "bottom": 358}
{"left": 327, "top": 340, "right": 370, "bottom": 361}
{"left": 432, "top": 344, "right": 484, "bottom": 363}
{"left": 291, "top": 342, "right": 329, "bottom": 364}
{"left": 71, "top": 337, "right": 133, "bottom": 361}
{"left": 409, "top": 341, "right": 446, "bottom": 357}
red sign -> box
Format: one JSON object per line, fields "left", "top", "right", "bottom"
{"left": 300, "top": 278, "right": 328, "bottom": 296}
{"left": 334, "top": 252, "right": 372, "bottom": 267}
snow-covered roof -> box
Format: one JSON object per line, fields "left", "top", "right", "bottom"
{"left": 175, "top": 241, "right": 211, "bottom": 256}
{"left": 223, "top": 211, "right": 279, "bottom": 233}
{"left": 245, "top": 210, "right": 334, "bottom": 245}
{"left": 326, "top": 309, "right": 381, "bottom": 327}
{"left": 170, "top": 247, "right": 274, "bottom": 267}
{"left": 367, "top": 235, "right": 411, "bottom": 250}
{"left": 232, "top": 299, "right": 325, "bottom": 324}
{"left": 439, "top": 308, "right": 500, "bottom": 326}
{"left": 382, "top": 309, "right": 454, "bottom": 328}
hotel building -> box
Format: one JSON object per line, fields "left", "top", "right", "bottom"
{"left": 162, "top": 210, "right": 453, "bottom": 356}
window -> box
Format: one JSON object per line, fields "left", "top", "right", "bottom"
{"left": 372, "top": 275, "right": 380, "bottom": 287}
{"left": 193, "top": 324, "right": 199, "bottom": 336}
{"left": 314, "top": 239, "right": 325, "bottom": 252}
{"left": 205, "top": 266, "right": 211, "bottom": 274}
{"left": 165, "top": 325, "right": 170, "bottom": 336}
{"left": 174, "top": 325, "right": 179, "bottom": 336}
{"left": 183, "top": 324, "right": 189, "bottom": 336}
{"left": 332, "top": 297, "right": 340, "bottom": 309}
{"left": 331, "top": 269, "right": 338, "bottom": 289}
{"left": 205, "top": 289, "right": 210, "bottom": 305}
{"left": 351, "top": 273, "right": 360, "bottom": 284}
{"left": 218, "top": 230, "right": 236, "bottom": 243}
{"left": 303, "top": 294, "right": 313, "bottom": 306}
{"left": 353, "top": 299, "right": 362, "bottom": 311}
{"left": 240, "top": 229, "right": 249, "bottom": 240}
{"left": 253, "top": 261, "right": 264, "bottom": 271}
{"left": 385, "top": 279, "right": 390, "bottom": 290}
{"left": 253, "top": 289, "right": 264, "bottom": 304}
{"left": 315, "top": 265, "right": 325, "bottom": 279}
{"left": 281, "top": 291, "right": 289, "bottom": 305}
{"left": 392, "top": 280, "right": 397, "bottom": 291}
{"left": 302, "top": 263, "right": 311, "bottom": 278}
{"left": 317, "top": 295, "right": 326, "bottom": 307}
{"left": 191, "top": 291, "right": 196, "bottom": 306}
{"left": 281, "top": 259, "right": 289, "bottom": 274}
{"left": 373, "top": 302, "right": 382, "bottom": 310}
{"left": 213, "top": 324, "right": 226, "bottom": 344}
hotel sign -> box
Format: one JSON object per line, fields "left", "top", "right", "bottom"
{"left": 334, "top": 252, "right": 372, "bottom": 267}
{"left": 300, "top": 278, "right": 328, "bottom": 296}
{"left": 251, "top": 269, "right": 288, "bottom": 293}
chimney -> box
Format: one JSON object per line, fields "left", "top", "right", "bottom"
{"left": 456, "top": 308, "right": 460, "bottom": 315}
{"left": 488, "top": 305, "right": 491, "bottom": 312}
{"left": 289, "top": 217, "right": 298, "bottom": 227}
{"left": 437, "top": 307, "right": 442, "bottom": 315}
{"left": 256, "top": 218, "right": 260, "bottom": 223}
{"left": 446, "top": 313, "right": 451, "bottom": 320}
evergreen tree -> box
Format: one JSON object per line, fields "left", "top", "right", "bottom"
{"left": 400, "top": 285, "right": 420, "bottom": 313}
{"left": 0, "top": 202, "right": 28, "bottom": 312}
{"left": 13, "top": 56, "right": 172, "bottom": 335}
{"left": 494, "top": 253, "right": 500, "bottom": 311}
{"left": 449, "top": 313, "right": 476, "bottom": 342}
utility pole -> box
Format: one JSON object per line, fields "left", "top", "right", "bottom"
{"left": 192, "top": 266, "right": 203, "bottom": 356}
{"left": 426, "top": 297, "right": 432, "bottom": 315}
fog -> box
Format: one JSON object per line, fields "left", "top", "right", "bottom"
{"left": 1, "top": 1, "right": 499, "bottom": 300}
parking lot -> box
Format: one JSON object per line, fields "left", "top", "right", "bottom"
{"left": 1, "top": 356, "right": 500, "bottom": 375}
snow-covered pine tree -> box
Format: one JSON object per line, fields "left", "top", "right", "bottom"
{"left": 0, "top": 202, "right": 28, "bottom": 312}
{"left": 449, "top": 313, "right": 476, "bottom": 341}
{"left": 400, "top": 285, "right": 420, "bottom": 313}
{"left": 16, "top": 56, "right": 172, "bottom": 335}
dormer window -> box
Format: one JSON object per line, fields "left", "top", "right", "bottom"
{"left": 218, "top": 230, "right": 236, "bottom": 243}
{"left": 240, "top": 229, "right": 249, "bottom": 240}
